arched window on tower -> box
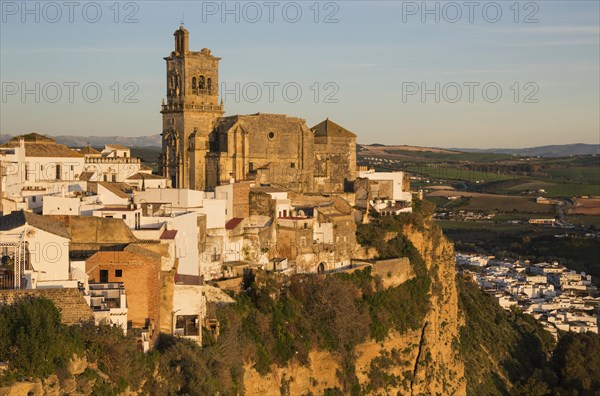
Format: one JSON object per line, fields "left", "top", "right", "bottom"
{"left": 207, "top": 78, "right": 212, "bottom": 94}
{"left": 199, "top": 76, "right": 206, "bottom": 91}
{"left": 192, "top": 77, "right": 197, "bottom": 94}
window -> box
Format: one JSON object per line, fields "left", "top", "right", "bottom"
{"left": 122, "top": 214, "right": 127, "bottom": 219}
{"left": 175, "top": 315, "right": 200, "bottom": 336}
{"left": 290, "top": 162, "right": 295, "bottom": 168}
{"left": 32, "top": 196, "right": 36, "bottom": 203}
{"left": 207, "top": 78, "right": 212, "bottom": 94}
{"left": 268, "top": 131, "right": 275, "bottom": 140}
{"left": 248, "top": 162, "right": 254, "bottom": 174}
{"left": 199, "top": 76, "right": 206, "bottom": 90}
{"left": 100, "top": 270, "right": 109, "bottom": 283}
{"left": 56, "top": 164, "right": 61, "bottom": 180}
{"left": 304, "top": 222, "right": 308, "bottom": 229}
{"left": 115, "top": 269, "right": 122, "bottom": 278}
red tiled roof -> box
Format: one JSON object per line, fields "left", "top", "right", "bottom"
{"left": 225, "top": 217, "right": 244, "bottom": 230}
{"left": 175, "top": 273, "right": 201, "bottom": 285}
{"left": 160, "top": 230, "right": 178, "bottom": 240}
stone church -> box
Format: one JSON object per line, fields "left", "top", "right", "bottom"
{"left": 160, "top": 26, "right": 356, "bottom": 193}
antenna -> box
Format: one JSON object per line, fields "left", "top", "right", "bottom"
{"left": 181, "top": 12, "right": 184, "bottom": 27}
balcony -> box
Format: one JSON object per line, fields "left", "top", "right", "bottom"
{"left": 0, "top": 271, "right": 16, "bottom": 290}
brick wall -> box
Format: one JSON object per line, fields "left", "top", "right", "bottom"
{"left": 86, "top": 252, "right": 161, "bottom": 329}
{"left": 232, "top": 181, "right": 250, "bottom": 218}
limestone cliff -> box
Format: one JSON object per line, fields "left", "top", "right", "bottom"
{"left": 242, "top": 218, "right": 467, "bottom": 395}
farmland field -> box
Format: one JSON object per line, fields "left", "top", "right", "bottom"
{"left": 406, "top": 166, "right": 514, "bottom": 183}
{"left": 568, "top": 198, "right": 600, "bottom": 216}
{"left": 478, "top": 178, "right": 600, "bottom": 198}
{"left": 543, "top": 167, "right": 600, "bottom": 185}
{"left": 427, "top": 190, "right": 555, "bottom": 213}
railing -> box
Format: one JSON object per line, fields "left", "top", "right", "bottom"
{"left": 0, "top": 272, "right": 16, "bottom": 290}
{"left": 89, "top": 282, "right": 125, "bottom": 292}
{"left": 85, "top": 157, "right": 140, "bottom": 164}
{"left": 161, "top": 103, "right": 223, "bottom": 112}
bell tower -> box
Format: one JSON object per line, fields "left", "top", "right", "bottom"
{"left": 160, "top": 26, "right": 224, "bottom": 189}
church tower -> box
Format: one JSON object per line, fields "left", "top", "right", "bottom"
{"left": 160, "top": 26, "right": 224, "bottom": 189}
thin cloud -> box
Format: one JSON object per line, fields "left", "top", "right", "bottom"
{"left": 504, "top": 39, "right": 599, "bottom": 47}
{"left": 1, "top": 47, "right": 160, "bottom": 54}
{"left": 500, "top": 26, "right": 600, "bottom": 35}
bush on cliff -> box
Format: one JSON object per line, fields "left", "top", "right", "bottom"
{"left": 0, "top": 296, "right": 81, "bottom": 381}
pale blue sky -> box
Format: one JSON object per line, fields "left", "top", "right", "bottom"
{"left": 1, "top": 0, "right": 599, "bottom": 147}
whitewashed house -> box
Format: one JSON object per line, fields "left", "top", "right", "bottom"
{"left": 0, "top": 210, "right": 74, "bottom": 289}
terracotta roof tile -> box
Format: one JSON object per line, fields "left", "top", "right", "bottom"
{"left": 0, "top": 210, "right": 70, "bottom": 239}
{"left": 225, "top": 217, "right": 244, "bottom": 230}
{"left": 160, "top": 230, "right": 178, "bottom": 240}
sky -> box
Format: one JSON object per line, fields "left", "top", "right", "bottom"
{"left": 1, "top": 0, "right": 599, "bottom": 148}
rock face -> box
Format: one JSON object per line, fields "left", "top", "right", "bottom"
{"left": 403, "top": 223, "right": 466, "bottom": 395}
{"left": 242, "top": 219, "right": 467, "bottom": 395}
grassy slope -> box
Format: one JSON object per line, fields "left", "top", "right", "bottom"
{"left": 457, "top": 277, "right": 555, "bottom": 395}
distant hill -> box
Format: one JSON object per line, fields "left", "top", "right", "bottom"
{"left": 0, "top": 133, "right": 162, "bottom": 148}
{"left": 450, "top": 143, "right": 599, "bottom": 157}
{"left": 1, "top": 133, "right": 597, "bottom": 157}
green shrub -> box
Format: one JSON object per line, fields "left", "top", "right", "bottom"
{"left": 0, "top": 296, "right": 82, "bottom": 379}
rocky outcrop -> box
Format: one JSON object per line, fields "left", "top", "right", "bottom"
{"left": 403, "top": 223, "right": 466, "bottom": 395}
{"left": 242, "top": 218, "right": 467, "bottom": 395}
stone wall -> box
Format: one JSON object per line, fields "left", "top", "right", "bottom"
{"left": 372, "top": 257, "right": 414, "bottom": 289}
{"left": 0, "top": 288, "right": 93, "bottom": 325}
{"left": 249, "top": 191, "right": 274, "bottom": 217}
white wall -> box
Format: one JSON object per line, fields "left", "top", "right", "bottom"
{"left": 97, "top": 184, "right": 129, "bottom": 205}
{"left": 43, "top": 196, "right": 81, "bottom": 215}
{"left": 12, "top": 225, "right": 71, "bottom": 285}
{"left": 314, "top": 222, "right": 333, "bottom": 244}
{"left": 169, "top": 212, "right": 200, "bottom": 276}
{"left": 135, "top": 188, "right": 204, "bottom": 209}
{"left": 215, "top": 184, "right": 233, "bottom": 221}
{"left": 84, "top": 160, "right": 140, "bottom": 183}
{"left": 358, "top": 170, "right": 412, "bottom": 202}
{"left": 93, "top": 208, "right": 140, "bottom": 228}
{"left": 126, "top": 177, "right": 168, "bottom": 190}
{"left": 198, "top": 199, "right": 227, "bottom": 229}
{"left": 172, "top": 284, "right": 207, "bottom": 344}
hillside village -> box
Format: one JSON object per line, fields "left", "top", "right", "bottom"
{"left": 458, "top": 254, "right": 599, "bottom": 338}
{"left": 1, "top": 27, "right": 597, "bottom": 367}
{"left": 0, "top": 131, "right": 415, "bottom": 349}
{"left": 0, "top": 27, "right": 421, "bottom": 352}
